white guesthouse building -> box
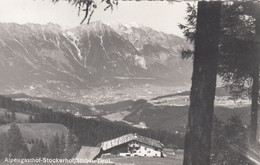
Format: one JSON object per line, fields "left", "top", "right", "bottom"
{"left": 100, "top": 133, "right": 164, "bottom": 157}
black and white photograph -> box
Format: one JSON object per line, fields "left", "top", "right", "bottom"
{"left": 0, "top": 0, "right": 260, "bottom": 165}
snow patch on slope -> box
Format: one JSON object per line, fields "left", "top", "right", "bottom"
{"left": 13, "top": 37, "right": 29, "bottom": 54}
{"left": 134, "top": 55, "right": 147, "bottom": 69}
{"left": 66, "top": 31, "right": 83, "bottom": 60}
{"left": 124, "top": 22, "right": 140, "bottom": 28}
{"left": 62, "top": 32, "right": 86, "bottom": 68}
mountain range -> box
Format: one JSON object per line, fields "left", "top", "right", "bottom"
{"left": 0, "top": 21, "right": 192, "bottom": 103}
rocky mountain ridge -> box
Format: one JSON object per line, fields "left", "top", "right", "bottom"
{"left": 0, "top": 22, "right": 192, "bottom": 103}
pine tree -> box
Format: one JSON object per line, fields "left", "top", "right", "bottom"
{"left": 52, "top": 0, "right": 118, "bottom": 24}
{"left": 28, "top": 115, "right": 33, "bottom": 123}
{"left": 63, "top": 131, "right": 78, "bottom": 158}
{"left": 216, "top": 1, "right": 260, "bottom": 148}
{"left": 30, "top": 139, "right": 48, "bottom": 158}
{"left": 183, "top": 2, "right": 221, "bottom": 165}
{"left": 67, "top": 131, "right": 74, "bottom": 148}
{"left": 249, "top": 3, "right": 260, "bottom": 147}
{"left": 7, "top": 124, "right": 29, "bottom": 158}
{"left": 48, "top": 133, "right": 60, "bottom": 158}
{"left": 11, "top": 111, "right": 16, "bottom": 121}
{"left": 211, "top": 116, "right": 251, "bottom": 164}
{"left": 59, "top": 133, "right": 66, "bottom": 157}
{"left": 0, "top": 133, "right": 8, "bottom": 159}
{"left": 180, "top": 1, "right": 260, "bottom": 150}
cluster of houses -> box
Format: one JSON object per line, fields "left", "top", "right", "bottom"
{"left": 76, "top": 133, "right": 165, "bottom": 160}
{"left": 74, "top": 111, "right": 98, "bottom": 119}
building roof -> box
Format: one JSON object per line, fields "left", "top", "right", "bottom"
{"left": 76, "top": 146, "right": 101, "bottom": 160}
{"left": 101, "top": 133, "right": 163, "bottom": 151}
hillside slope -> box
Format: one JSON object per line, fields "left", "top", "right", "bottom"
{"left": 123, "top": 102, "right": 251, "bottom": 134}
{"left": 6, "top": 93, "right": 96, "bottom": 116}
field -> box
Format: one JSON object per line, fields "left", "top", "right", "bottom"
{"left": 0, "top": 123, "right": 69, "bottom": 144}
{"left": 103, "top": 111, "right": 131, "bottom": 121}
{"left": 0, "top": 108, "right": 30, "bottom": 122}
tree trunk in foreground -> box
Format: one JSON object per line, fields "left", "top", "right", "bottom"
{"left": 183, "top": 2, "right": 221, "bottom": 165}
{"left": 250, "top": 4, "right": 260, "bottom": 147}
{"left": 250, "top": 55, "right": 259, "bottom": 147}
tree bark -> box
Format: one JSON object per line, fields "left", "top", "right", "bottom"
{"left": 250, "top": 4, "right": 260, "bottom": 147}
{"left": 250, "top": 57, "right": 259, "bottom": 147}
{"left": 183, "top": 2, "right": 221, "bottom": 165}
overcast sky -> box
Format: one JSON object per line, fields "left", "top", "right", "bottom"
{"left": 0, "top": 0, "right": 189, "bottom": 37}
